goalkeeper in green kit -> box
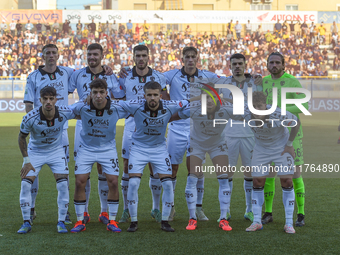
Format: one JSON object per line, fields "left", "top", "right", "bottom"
{"left": 261, "top": 52, "right": 307, "bottom": 227}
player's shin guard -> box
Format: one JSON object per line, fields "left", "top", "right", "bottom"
{"left": 244, "top": 178, "right": 253, "bottom": 213}
{"left": 56, "top": 178, "right": 69, "bottom": 222}
{"left": 172, "top": 177, "right": 177, "bottom": 206}
{"left": 282, "top": 186, "right": 295, "bottom": 226}
{"left": 196, "top": 175, "right": 205, "bottom": 206}
{"left": 149, "top": 175, "right": 162, "bottom": 210}
{"left": 185, "top": 175, "right": 198, "bottom": 219}
{"left": 228, "top": 178, "right": 233, "bottom": 213}
{"left": 217, "top": 176, "right": 230, "bottom": 220}
{"left": 127, "top": 176, "right": 141, "bottom": 222}
{"left": 20, "top": 179, "right": 33, "bottom": 221}
{"left": 264, "top": 177, "right": 275, "bottom": 213}
{"left": 121, "top": 172, "right": 129, "bottom": 210}
{"left": 160, "top": 177, "right": 174, "bottom": 221}
{"left": 252, "top": 187, "right": 264, "bottom": 224}
{"left": 108, "top": 200, "right": 119, "bottom": 221}
{"left": 293, "top": 176, "right": 305, "bottom": 215}
{"left": 98, "top": 174, "right": 108, "bottom": 213}
{"left": 74, "top": 200, "right": 86, "bottom": 222}
{"left": 30, "top": 175, "right": 39, "bottom": 209}
{"left": 85, "top": 176, "right": 91, "bottom": 213}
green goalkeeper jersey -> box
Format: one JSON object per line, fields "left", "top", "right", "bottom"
{"left": 263, "top": 72, "right": 308, "bottom": 139}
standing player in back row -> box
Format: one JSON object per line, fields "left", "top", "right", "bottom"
{"left": 163, "top": 46, "right": 219, "bottom": 221}
{"left": 117, "top": 45, "right": 168, "bottom": 223}
{"left": 261, "top": 52, "right": 308, "bottom": 227}
{"left": 23, "top": 44, "right": 74, "bottom": 224}
{"left": 219, "top": 53, "right": 262, "bottom": 222}
{"left": 69, "top": 43, "right": 125, "bottom": 225}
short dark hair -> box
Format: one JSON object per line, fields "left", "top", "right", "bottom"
{"left": 143, "top": 81, "right": 161, "bottom": 93}
{"left": 252, "top": 91, "right": 267, "bottom": 105}
{"left": 230, "top": 53, "right": 246, "bottom": 63}
{"left": 89, "top": 78, "right": 108, "bottom": 90}
{"left": 42, "top": 44, "right": 58, "bottom": 54}
{"left": 133, "top": 45, "right": 149, "bottom": 54}
{"left": 268, "top": 52, "right": 285, "bottom": 65}
{"left": 40, "top": 86, "right": 56, "bottom": 97}
{"left": 182, "top": 46, "right": 198, "bottom": 57}
{"left": 87, "top": 43, "right": 103, "bottom": 54}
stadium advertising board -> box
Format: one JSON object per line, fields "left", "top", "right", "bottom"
{"left": 0, "top": 10, "right": 62, "bottom": 23}
{"left": 62, "top": 10, "right": 317, "bottom": 24}
{"left": 0, "top": 99, "right": 78, "bottom": 112}
{"left": 318, "top": 11, "right": 340, "bottom": 23}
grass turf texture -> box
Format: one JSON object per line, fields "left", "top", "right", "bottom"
{"left": 0, "top": 112, "right": 339, "bottom": 254}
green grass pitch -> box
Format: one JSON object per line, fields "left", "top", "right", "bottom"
{"left": 0, "top": 112, "right": 339, "bottom": 254}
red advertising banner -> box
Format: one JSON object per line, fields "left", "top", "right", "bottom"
{"left": 0, "top": 10, "right": 62, "bottom": 24}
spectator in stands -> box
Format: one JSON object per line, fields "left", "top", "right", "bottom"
{"left": 126, "top": 19, "right": 133, "bottom": 35}
{"left": 334, "top": 40, "right": 340, "bottom": 56}
{"left": 52, "top": 20, "right": 59, "bottom": 36}
{"left": 331, "top": 21, "right": 338, "bottom": 36}
{"left": 274, "top": 20, "right": 282, "bottom": 37}
{"left": 1, "top": 20, "right": 7, "bottom": 36}
{"left": 246, "top": 20, "right": 252, "bottom": 36}
{"left": 185, "top": 25, "right": 191, "bottom": 36}
{"left": 9, "top": 19, "right": 16, "bottom": 36}
{"left": 318, "top": 22, "right": 326, "bottom": 45}
{"left": 333, "top": 56, "right": 339, "bottom": 70}
{"left": 25, "top": 20, "right": 33, "bottom": 32}
{"left": 235, "top": 20, "right": 242, "bottom": 39}
{"left": 63, "top": 20, "right": 70, "bottom": 35}
{"left": 143, "top": 20, "right": 150, "bottom": 36}
{"left": 88, "top": 19, "right": 96, "bottom": 34}
{"left": 76, "top": 20, "right": 82, "bottom": 33}
{"left": 16, "top": 20, "right": 22, "bottom": 36}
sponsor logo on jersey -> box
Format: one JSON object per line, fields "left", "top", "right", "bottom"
{"left": 142, "top": 118, "right": 164, "bottom": 127}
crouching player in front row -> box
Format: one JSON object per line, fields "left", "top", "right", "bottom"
{"left": 69, "top": 78, "right": 128, "bottom": 233}
{"left": 245, "top": 92, "right": 301, "bottom": 234}
{"left": 119, "top": 81, "right": 190, "bottom": 232}
{"left": 18, "top": 86, "right": 75, "bottom": 234}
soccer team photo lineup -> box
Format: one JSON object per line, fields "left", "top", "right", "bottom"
{"left": 0, "top": 8, "right": 339, "bottom": 246}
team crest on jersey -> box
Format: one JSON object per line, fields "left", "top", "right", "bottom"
{"left": 280, "top": 81, "right": 285, "bottom": 86}
{"left": 92, "top": 75, "right": 96, "bottom": 80}
{"left": 139, "top": 76, "right": 146, "bottom": 83}
{"left": 50, "top": 74, "right": 55, "bottom": 80}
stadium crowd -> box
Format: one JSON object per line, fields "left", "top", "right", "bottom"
{"left": 0, "top": 18, "right": 338, "bottom": 78}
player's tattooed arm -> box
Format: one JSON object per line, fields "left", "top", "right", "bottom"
{"left": 18, "top": 132, "right": 29, "bottom": 157}
{"left": 18, "top": 132, "right": 36, "bottom": 178}
{"left": 25, "top": 103, "right": 33, "bottom": 113}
